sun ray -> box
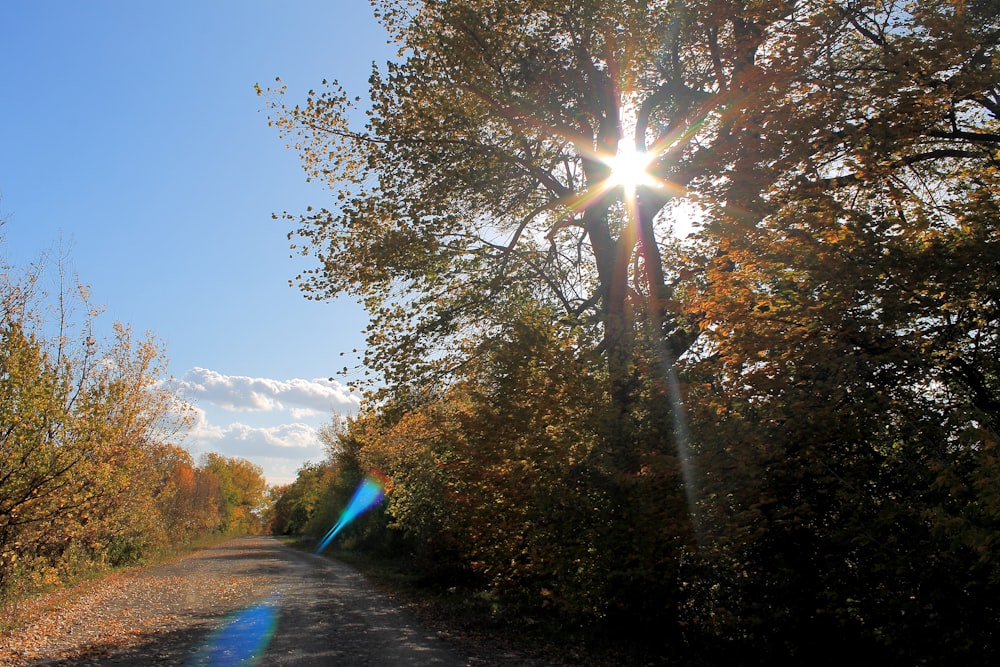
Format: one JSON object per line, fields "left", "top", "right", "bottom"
{"left": 606, "top": 139, "right": 658, "bottom": 196}
{"left": 459, "top": 83, "right": 710, "bottom": 241}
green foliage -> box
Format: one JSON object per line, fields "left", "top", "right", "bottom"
{"left": 200, "top": 453, "right": 269, "bottom": 536}
{"left": 0, "top": 247, "right": 268, "bottom": 600}
{"left": 269, "top": 463, "right": 328, "bottom": 536}
{"left": 679, "top": 161, "right": 1000, "bottom": 663}
{"left": 270, "top": 417, "right": 394, "bottom": 555}
{"left": 268, "top": 0, "right": 1000, "bottom": 662}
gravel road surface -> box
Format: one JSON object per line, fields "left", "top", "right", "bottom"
{"left": 1, "top": 537, "right": 543, "bottom": 666}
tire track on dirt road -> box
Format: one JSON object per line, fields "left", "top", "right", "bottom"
{"left": 4, "top": 537, "right": 505, "bottom": 666}
{"left": 235, "top": 537, "right": 464, "bottom": 665}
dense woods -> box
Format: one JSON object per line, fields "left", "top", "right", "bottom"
{"left": 266, "top": 0, "right": 1000, "bottom": 663}
{"left": 0, "top": 249, "right": 268, "bottom": 601}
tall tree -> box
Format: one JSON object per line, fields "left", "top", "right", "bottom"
{"left": 668, "top": 3, "right": 1000, "bottom": 657}
{"left": 201, "top": 453, "right": 269, "bottom": 535}
{"left": 262, "top": 0, "right": 998, "bottom": 429}
{"left": 264, "top": 0, "right": 1000, "bottom": 660}
{"left": 0, "top": 259, "right": 195, "bottom": 586}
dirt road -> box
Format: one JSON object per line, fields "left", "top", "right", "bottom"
{"left": 2, "top": 537, "right": 543, "bottom": 666}
{"left": 181, "top": 537, "right": 465, "bottom": 665}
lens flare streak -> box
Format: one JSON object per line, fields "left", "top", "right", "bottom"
{"left": 314, "top": 476, "right": 386, "bottom": 555}
{"left": 188, "top": 595, "right": 280, "bottom": 667}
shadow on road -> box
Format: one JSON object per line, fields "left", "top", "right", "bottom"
{"left": 33, "top": 537, "right": 468, "bottom": 666}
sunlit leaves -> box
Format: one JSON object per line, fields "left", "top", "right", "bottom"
{"left": 680, "top": 123, "right": 1000, "bottom": 666}
{"left": 266, "top": 1, "right": 1000, "bottom": 661}
{"left": 351, "top": 305, "right": 612, "bottom": 605}
{"left": 0, "top": 252, "right": 267, "bottom": 597}
{"left": 260, "top": 0, "right": 727, "bottom": 399}
{"left": 200, "top": 453, "right": 269, "bottom": 536}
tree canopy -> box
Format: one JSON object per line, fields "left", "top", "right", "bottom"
{"left": 262, "top": 0, "right": 998, "bottom": 404}
{"left": 0, "top": 248, "right": 271, "bottom": 598}
{"left": 266, "top": 0, "right": 1000, "bottom": 662}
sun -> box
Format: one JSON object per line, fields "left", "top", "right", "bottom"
{"left": 605, "top": 140, "right": 658, "bottom": 195}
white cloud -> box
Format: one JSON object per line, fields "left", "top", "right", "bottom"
{"left": 188, "top": 405, "right": 225, "bottom": 441}
{"left": 176, "top": 367, "right": 360, "bottom": 416}
{"left": 176, "top": 368, "right": 356, "bottom": 484}
{"left": 186, "top": 406, "right": 325, "bottom": 463}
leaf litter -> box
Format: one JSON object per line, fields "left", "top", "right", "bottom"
{"left": 0, "top": 540, "right": 276, "bottom": 666}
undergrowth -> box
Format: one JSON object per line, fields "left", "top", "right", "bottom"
{"left": 0, "top": 532, "right": 236, "bottom": 636}
{"left": 292, "top": 537, "right": 661, "bottom": 666}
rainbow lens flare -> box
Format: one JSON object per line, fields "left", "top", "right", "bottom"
{"left": 188, "top": 594, "right": 280, "bottom": 666}
{"left": 314, "top": 473, "right": 387, "bottom": 555}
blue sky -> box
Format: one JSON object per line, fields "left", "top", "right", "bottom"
{"left": 1, "top": 1, "right": 394, "bottom": 483}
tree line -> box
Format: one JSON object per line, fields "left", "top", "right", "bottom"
{"left": 0, "top": 247, "right": 268, "bottom": 600}
{"left": 266, "top": 0, "right": 1000, "bottom": 664}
